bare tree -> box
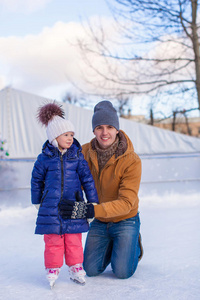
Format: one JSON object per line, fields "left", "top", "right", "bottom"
{"left": 62, "top": 90, "right": 131, "bottom": 116}
{"left": 155, "top": 107, "right": 198, "bottom": 134}
{"left": 62, "top": 92, "right": 78, "bottom": 104}
{"left": 150, "top": 108, "right": 154, "bottom": 126}
{"left": 62, "top": 92, "right": 88, "bottom": 107}
{"left": 75, "top": 0, "right": 200, "bottom": 115}
{"left": 172, "top": 110, "right": 192, "bottom": 134}
{"left": 115, "top": 94, "right": 130, "bottom": 116}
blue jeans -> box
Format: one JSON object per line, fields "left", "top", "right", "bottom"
{"left": 83, "top": 214, "right": 141, "bottom": 279}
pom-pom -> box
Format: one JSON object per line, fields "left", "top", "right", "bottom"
{"left": 37, "top": 102, "right": 65, "bottom": 126}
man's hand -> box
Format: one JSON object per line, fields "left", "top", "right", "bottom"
{"left": 59, "top": 191, "right": 94, "bottom": 219}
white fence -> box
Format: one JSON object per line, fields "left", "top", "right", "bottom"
{"left": 0, "top": 153, "right": 200, "bottom": 207}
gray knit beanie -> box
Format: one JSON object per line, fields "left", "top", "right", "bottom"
{"left": 92, "top": 100, "right": 119, "bottom": 131}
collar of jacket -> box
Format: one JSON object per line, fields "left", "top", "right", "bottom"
{"left": 42, "top": 138, "right": 82, "bottom": 158}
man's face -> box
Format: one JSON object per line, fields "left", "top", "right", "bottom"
{"left": 94, "top": 125, "right": 119, "bottom": 149}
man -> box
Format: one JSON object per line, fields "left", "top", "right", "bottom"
{"left": 59, "top": 100, "right": 143, "bottom": 279}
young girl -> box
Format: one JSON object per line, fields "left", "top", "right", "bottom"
{"left": 31, "top": 102, "right": 98, "bottom": 288}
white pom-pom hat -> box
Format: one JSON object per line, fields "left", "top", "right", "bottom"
{"left": 46, "top": 115, "right": 75, "bottom": 144}
{"left": 37, "top": 102, "right": 75, "bottom": 145}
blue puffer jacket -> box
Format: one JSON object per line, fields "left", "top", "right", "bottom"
{"left": 31, "top": 139, "right": 98, "bottom": 235}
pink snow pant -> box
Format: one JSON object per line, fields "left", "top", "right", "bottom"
{"left": 44, "top": 233, "right": 83, "bottom": 269}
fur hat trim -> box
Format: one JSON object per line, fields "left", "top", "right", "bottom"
{"left": 37, "top": 102, "right": 64, "bottom": 126}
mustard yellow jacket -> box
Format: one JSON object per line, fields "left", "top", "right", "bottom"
{"left": 82, "top": 130, "right": 142, "bottom": 223}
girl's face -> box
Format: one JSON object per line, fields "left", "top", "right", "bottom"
{"left": 94, "top": 125, "right": 119, "bottom": 149}
{"left": 56, "top": 132, "right": 74, "bottom": 150}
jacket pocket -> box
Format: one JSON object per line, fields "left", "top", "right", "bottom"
{"left": 40, "top": 190, "right": 48, "bottom": 207}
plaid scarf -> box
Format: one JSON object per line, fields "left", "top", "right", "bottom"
{"left": 94, "top": 136, "right": 119, "bottom": 173}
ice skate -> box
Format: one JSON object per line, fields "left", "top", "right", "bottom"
{"left": 69, "top": 263, "right": 86, "bottom": 285}
{"left": 46, "top": 268, "right": 60, "bottom": 289}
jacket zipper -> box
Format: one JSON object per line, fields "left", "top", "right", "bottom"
{"left": 40, "top": 190, "right": 48, "bottom": 207}
{"left": 60, "top": 154, "right": 64, "bottom": 200}
{"left": 58, "top": 154, "right": 64, "bottom": 235}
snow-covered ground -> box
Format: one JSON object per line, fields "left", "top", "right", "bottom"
{"left": 0, "top": 190, "right": 199, "bottom": 300}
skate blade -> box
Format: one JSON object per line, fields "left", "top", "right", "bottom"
{"left": 70, "top": 277, "right": 86, "bottom": 285}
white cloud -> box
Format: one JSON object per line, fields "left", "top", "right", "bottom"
{"left": 0, "top": 0, "right": 52, "bottom": 13}
{"left": 0, "top": 22, "right": 83, "bottom": 95}
{"left": 0, "top": 17, "right": 194, "bottom": 104}
{"left": 0, "top": 18, "right": 118, "bottom": 99}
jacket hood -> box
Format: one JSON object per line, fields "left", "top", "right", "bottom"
{"left": 42, "top": 138, "right": 82, "bottom": 158}
{"left": 115, "top": 130, "right": 134, "bottom": 158}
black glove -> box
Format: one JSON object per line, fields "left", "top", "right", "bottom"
{"left": 59, "top": 191, "right": 94, "bottom": 219}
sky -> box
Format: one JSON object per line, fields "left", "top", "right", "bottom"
{"left": 0, "top": 0, "right": 111, "bottom": 36}
{"left": 0, "top": 0, "right": 115, "bottom": 108}
{"left": 0, "top": 0, "right": 199, "bottom": 118}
